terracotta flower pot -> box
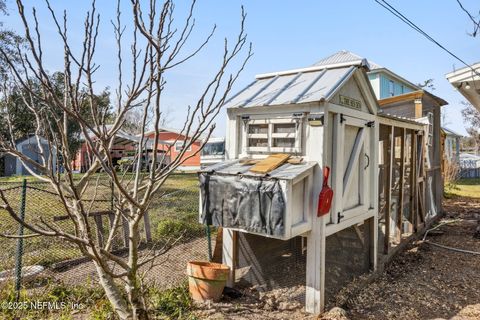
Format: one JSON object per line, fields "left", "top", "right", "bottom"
{"left": 187, "top": 261, "right": 230, "bottom": 302}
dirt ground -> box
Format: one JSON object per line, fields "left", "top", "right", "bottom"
{"left": 48, "top": 237, "right": 209, "bottom": 289}
{"left": 194, "top": 196, "right": 480, "bottom": 320}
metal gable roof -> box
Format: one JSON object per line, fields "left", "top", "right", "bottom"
{"left": 312, "top": 50, "right": 364, "bottom": 67}
{"left": 311, "top": 50, "right": 383, "bottom": 70}
{"left": 224, "top": 66, "right": 357, "bottom": 108}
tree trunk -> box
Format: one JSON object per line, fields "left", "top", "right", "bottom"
{"left": 126, "top": 275, "right": 149, "bottom": 320}
{"left": 93, "top": 261, "right": 133, "bottom": 320}
{"left": 126, "top": 218, "right": 149, "bottom": 320}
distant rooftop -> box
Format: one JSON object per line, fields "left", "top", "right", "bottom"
{"left": 312, "top": 50, "right": 383, "bottom": 70}
{"left": 442, "top": 127, "right": 463, "bottom": 137}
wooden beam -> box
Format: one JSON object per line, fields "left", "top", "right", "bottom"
{"left": 223, "top": 228, "right": 237, "bottom": 287}
{"left": 384, "top": 125, "right": 394, "bottom": 254}
{"left": 53, "top": 210, "right": 113, "bottom": 222}
{"left": 396, "top": 128, "right": 406, "bottom": 243}
{"left": 417, "top": 135, "right": 426, "bottom": 224}
{"left": 378, "top": 91, "right": 424, "bottom": 106}
{"left": 212, "top": 227, "right": 223, "bottom": 263}
{"left": 409, "top": 130, "right": 417, "bottom": 233}
{"left": 306, "top": 208, "right": 327, "bottom": 314}
{"left": 332, "top": 113, "right": 344, "bottom": 224}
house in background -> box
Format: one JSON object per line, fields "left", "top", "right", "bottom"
{"left": 73, "top": 128, "right": 171, "bottom": 173}
{"left": 459, "top": 153, "right": 480, "bottom": 178}
{"left": 2, "top": 135, "right": 57, "bottom": 176}
{"left": 446, "top": 62, "right": 480, "bottom": 111}
{"left": 200, "top": 137, "right": 225, "bottom": 168}
{"left": 143, "top": 127, "right": 202, "bottom": 171}
{"left": 441, "top": 127, "right": 461, "bottom": 164}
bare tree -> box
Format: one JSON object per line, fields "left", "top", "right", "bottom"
{"left": 0, "top": 0, "right": 251, "bottom": 319}
{"left": 455, "top": 0, "right": 480, "bottom": 37}
{"left": 461, "top": 101, "right": 480, "bottom": 154}
{"left": 123, "top": 105, "right": 173, "bottom": 135}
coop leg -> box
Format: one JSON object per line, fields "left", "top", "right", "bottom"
{"left": 305, "top": 216, "right": 326, "bottom": 314}
{"left": 222, "top": 229, "right": 237, "bottom": 287}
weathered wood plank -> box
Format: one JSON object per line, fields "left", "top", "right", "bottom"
{"left": 343, "top": 127, "right": 365, "bottom": 197}
{"left": 409, "top": 130, "right": 417, "bottom": 233}
{"left": 396, "top": 128, "right": 406, "bottom": 243}
{"left": 384, "top": 125, "right": 394, "bottom": 254}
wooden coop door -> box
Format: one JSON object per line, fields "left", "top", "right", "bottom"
{"left": 331, "top": 114, "right": 373, "bottom": 224}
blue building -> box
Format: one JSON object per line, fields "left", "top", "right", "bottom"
{"left": 2, "top": 135, "right": 57, "bottom": 177}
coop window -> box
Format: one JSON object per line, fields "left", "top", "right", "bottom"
{"left": 248, "top": 124, "right": 268, "bottom": 134}
{"left": 245, "top": 118, "right": 302, "bottom": 153}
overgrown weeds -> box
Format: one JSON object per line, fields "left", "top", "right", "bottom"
{"left": 0, "top": 281, "right": 197, "bottom": 319}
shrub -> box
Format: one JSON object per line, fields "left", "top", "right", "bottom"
{"left": 154, "top": 218, "right": 204, "bottom": 243}
{"left": 444, "top": 160, "right": 460, "bottom": 193}
{"left": 150, "top": 283, "right": 197, "bottom": 319}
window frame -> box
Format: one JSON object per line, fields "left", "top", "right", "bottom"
{"left": 388, "top": 80, "right": 395, "bottom": 97}
{"left": 244, "top": 117, "right": 302, "bottom": 154}
{"left": 174, "top": 141, "right": 192, "bottom": 152}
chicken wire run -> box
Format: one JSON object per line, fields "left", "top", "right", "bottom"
{"left": 0, "top": 179, "right": 211, "bottom": 295}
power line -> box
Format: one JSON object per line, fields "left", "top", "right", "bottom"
{"left": 374, "top": 0, "right": 480, "bottom": 79}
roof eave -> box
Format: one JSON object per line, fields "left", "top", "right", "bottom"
{"left": 378, "top": 90, "right": 447, "bottom": 107}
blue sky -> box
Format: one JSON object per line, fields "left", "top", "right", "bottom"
{"left": 3, "top": 0, "right": 479, "bottom": 136}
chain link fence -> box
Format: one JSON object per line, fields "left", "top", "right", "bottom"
{"left": 0, "top": 175, "right": 211, "bottom": 299}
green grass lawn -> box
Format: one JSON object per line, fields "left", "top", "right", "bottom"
{"left": 445, "top": 178, "right": 480, "bottom": 199}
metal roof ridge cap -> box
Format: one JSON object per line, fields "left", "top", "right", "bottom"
{"left": 255, "top": 60, "right": 363, "bottom": 79}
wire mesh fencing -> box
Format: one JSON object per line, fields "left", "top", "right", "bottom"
{"left": 0, "top": 176, "right": 211, "bottom": 299}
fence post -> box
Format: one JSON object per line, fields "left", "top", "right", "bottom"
{"left": 14, "top": 179, "right": 27, "bottom": 302}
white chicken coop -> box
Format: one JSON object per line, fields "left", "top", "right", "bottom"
{"left": 198, "top": 54, "right": 441, "bottom": 314}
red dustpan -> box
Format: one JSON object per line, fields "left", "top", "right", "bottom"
{"left": 317, "top": 166, "right": 333, "bottom": 216}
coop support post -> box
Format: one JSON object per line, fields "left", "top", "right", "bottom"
{"left": 396, "top": 128, "right": 406, "bottom": 242}
{"left": 305, "top": 214, "right": 326, "bottom": 314}
{"left": 223, "top": 228, "right": 237, "bottom": 287}
{"left": 384, "top": 125, "right": 394, "bottom": 254}
{"left": 306, "top": 157, "right": 326, "bottom": 314}
{"left": 14, "top": 179, "right": 27, "bottom": 302}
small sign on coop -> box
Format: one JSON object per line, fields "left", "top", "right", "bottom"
{"left": 339, "top": 95, "right": 361, "bottom": 110}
